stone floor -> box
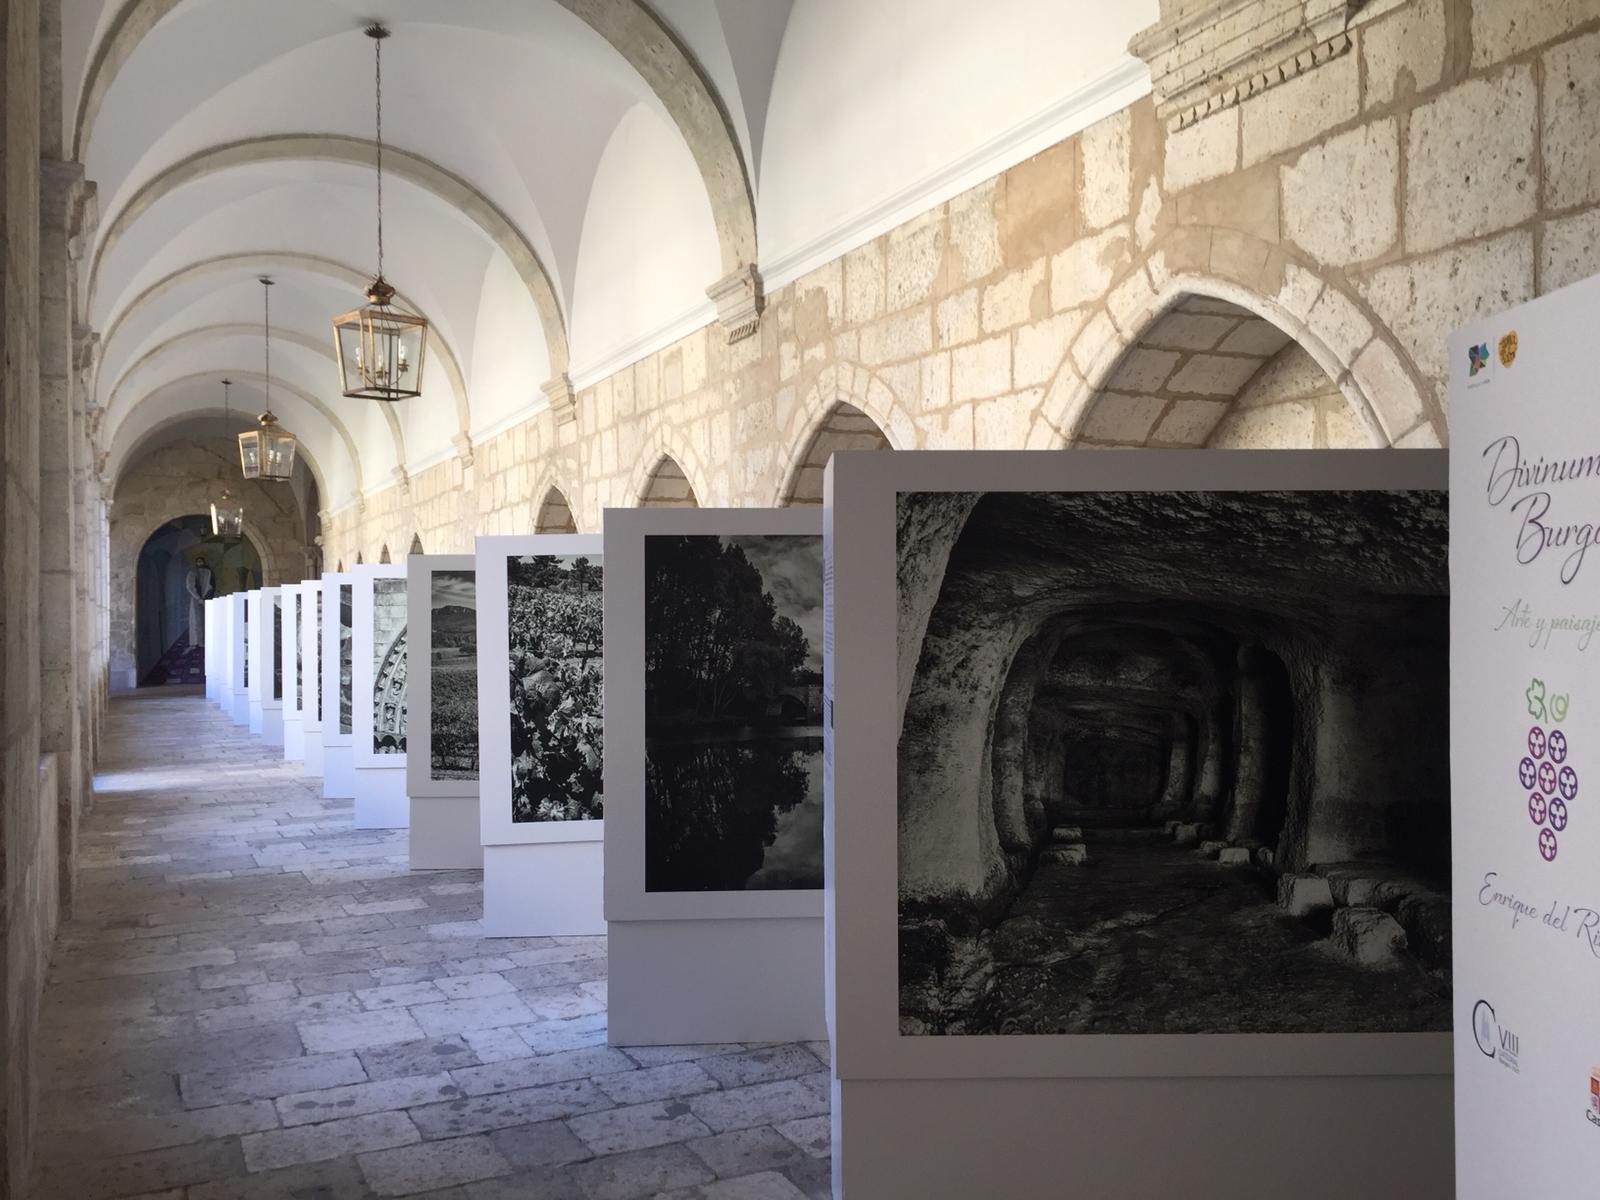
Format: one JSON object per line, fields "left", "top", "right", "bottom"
{"left": 32, "top": 688, "right": 833, "bottom": 1199}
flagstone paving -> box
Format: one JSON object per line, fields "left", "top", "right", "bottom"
{"left": 32, "top": 688, "right": 832, "bottom": 1199}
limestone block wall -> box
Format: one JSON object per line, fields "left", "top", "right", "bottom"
{"left": 322, "top": 0, "right": 1600, "bottom": 568}
{"left": 107, "top": 438, "right": 310, "bottom": 690}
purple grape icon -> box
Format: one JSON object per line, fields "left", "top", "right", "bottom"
{"left": 1529, "top": 726, "right": 1548, "bottom": 758}
{"left": 1548, "top": 729, "right": 1568, "bottom": 763}
{"left": 1558, "top": 765, "right": 1578, "bottom": 801}
{"left": 1549, "top": 797, "right": 1569, "bottom": 831}
{"left": 1529, "top": 792, "right": 1548, "bottom": 824}
{"left": 1539, "top": 828, "right": 1559, "bottom": 862}
{"left": 1520, "top": 757, "right": 1539, "bottom": 789}
{"left": 1539, "top": 761, "right": 1559, "bottom": 793}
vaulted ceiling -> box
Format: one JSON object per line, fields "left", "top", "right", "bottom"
{"left": 76, "top": 0, "right": 1155, "bottom": 513}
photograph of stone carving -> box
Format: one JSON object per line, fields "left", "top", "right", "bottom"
{"left": 507, "top": 555, "right": 603, "bottom": 822}
{"left": 897, "top": 489, "right": 1450, "bottom": 1036}
{"left": 431, "top": 570, "right": 478, "bottom": 780}
{"left": 339, "top": 583, "right": 353, "bottom": 735}
{"left": 372, "top": 578, "right": 408, "bottom": 754}
{"left": 271, "top": 594, "right": 283, "bottom": 701}
{"left": 315, "top": 592, "right": 323, "bottom": 723}
{"left": 294, "top": 600, "right": 303, "bottom": 709}
{"left": 644, "top": 535, "right": 825, "bottom": 892}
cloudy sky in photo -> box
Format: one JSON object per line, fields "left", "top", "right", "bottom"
{"left": 727, "top": 534, "right": 823, "bottom": 672}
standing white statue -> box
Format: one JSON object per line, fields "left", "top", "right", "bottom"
{"left": 185, "top": 554, "right": 214, "bottom": 648}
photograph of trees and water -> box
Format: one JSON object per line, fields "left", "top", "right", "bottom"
{"left": 507, "top": 555, "right": 603, "bottom": 822}
{"left": 644, "top": 534, "right": 825, "bottom": 892}
{"left": 430, "top": 570, "right": 478, "bottom": 780}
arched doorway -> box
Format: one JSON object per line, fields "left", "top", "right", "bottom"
{"left": 136, "top": 516, "right": 262, "bottom": 685}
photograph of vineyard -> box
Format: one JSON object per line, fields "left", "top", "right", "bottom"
{"left": 339, "top": 584, "right": 353, "bottom": 735}
{"left": 644, "top": 534, "right": 824, "bottom": 892}
{"left": 507, "top": 555, "right": 603, "bottom": 822}
{"left": 430, "top": 570, "right": 478, "bottom": 780}
{"left": 271, "top": 595, "right": 283, "bottom": 701}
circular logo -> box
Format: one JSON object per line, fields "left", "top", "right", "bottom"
{"left": 1520, "top": 757, "right": 1539, "bottom": 789}
{"left": 1472, "top": 1000, "right": 1498, "bottom": 1057}
{"left": 1539, "top": 828, "right": 1559, "bottom": 861}
{"left": 1529, "top": 792, "right": 1548, "bottom": 824}
{"left": 1548, "top": 729, "right": 1568, "bottom": 763}
{"left": 1558, "top": 765, "right": 1578, "bottom": 800}
{"left": 1499, "top": 331, "right": 1519, "bottom": 368}
{"left": 1539, "top": 761, "right": 1559, "bottom": 793}
{"left": 1529, "top": 726, "right": 1547, "bottom": 758}
{"left": 1549, "top": 797, "right": 1569, "bottom": 831}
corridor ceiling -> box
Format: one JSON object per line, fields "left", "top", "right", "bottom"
{"left": 73, "top": 0, "right": 1154, "bottom": 512}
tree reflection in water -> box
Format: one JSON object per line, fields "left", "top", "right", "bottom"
{"left": 646, "top": 736, "right": 823, "bottom": 891}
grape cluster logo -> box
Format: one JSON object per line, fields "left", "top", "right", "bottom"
{"left": 1521, "top": 678, "right": 1577, "bottom": 863}
{"left": 1470, "top": 342, "right": 1491, "bottom": 376}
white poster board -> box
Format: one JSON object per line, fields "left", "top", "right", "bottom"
{"left": 405, "top": 554, "right": 482, "bottom": 869}
{"left": 603, "top": 507, "right": 826, "bottom": 1043}
{"left": 204, "top": 598, "right": 217, "bottom": 701}
{"left": 227, "top": 591, "right": 249, "bottom": 726}
{"left": 282, "top": 584, "right": 305, "bottom": 761}
{"left": 301, "top": 575, "right": 324, "bottom": 776}
{"left": 245, "top": 588, "right": 266, "bottom": 736}
{"left": 351, "top": 564, "right": 409, "bottom": 828}
{"left": 824, "top": 449, "right": 1453, "bottom": 1199}
{"left": 476, "top": 534, "right": 604, "bottom": 935}
{"left": 1450, "top": 276, "right": 1600, "bottom": 1196}
{"left": 320, "top": 572, "right": 356, "bottom": 800}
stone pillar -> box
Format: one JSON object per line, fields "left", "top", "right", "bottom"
{"left": 1224, "top": 653, "right": 1273, "bottom": 842}
{"left": 1189, "top": 696, "right": 1229, "bottom": 822}
{"left": 1153, "top": 710, "right": 1195, "bottom": 817}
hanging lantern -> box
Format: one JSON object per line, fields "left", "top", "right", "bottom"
{"left": 332, "top": 23, "right": 427, "bottom": 402}
{"left": 211, "top": 379, "right": 245, "bottom": 538}
{"left": 240, "top": 276, "right": 297, "bottom": 481}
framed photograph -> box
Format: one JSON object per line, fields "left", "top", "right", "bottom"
{"left": 407, "top": 554, "right": 480, "bottom": 799}
{"left": 605, "top": 508, "right": 825, "bottom": 922}
{"left": 320, "top": 572, "right": 355, "bottom": 750}
{"left": 352, "top": 564, "right": 408, "bottom": 769}
{"left": 826, "top": 449, "right": 1453, "bottom": 1082}
{"left": 283, "top": 584, "right": 303, "bottom": 719}
{"left": 266, "top": 585, "right": 284, "bottom": 708}
{"left": 301, "top": 577, "right": 323, "bottom": 733}
{"left": 477, "top": 534, "right": 604, "bottom": 847}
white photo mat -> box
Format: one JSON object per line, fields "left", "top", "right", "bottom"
{"left": 352, "top": 564, "right": 409, "bottom": 770}
{"left": 262, "top": 586, "right": 284, "bottom": 712}
{"left": 245, "top": 589, "right": 265, "bottom": 706}
{"left": 283, "top": 585, "right": 303, "bottom": 719}
{"left": 301, "top": 577, "right": 322, "bottom": 734}
{"left": 476, "top": 534, "right": 604, "bottom": 847}
{"left": 406, "top": 554, "right": 480, "bottom": 800}
{"left": 320, "top": 573, "right": 355, "bottom": 750}
{"left": 227, "top": 591, "right": 247, "bottom": 700}
{"left": 824, "top": 447, "right": 1454, "bottom": 1083}
{"left": 604, "top": 507, "right": 825, "bottom": 922}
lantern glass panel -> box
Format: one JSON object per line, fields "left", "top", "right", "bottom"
{"left": 238, "top": 429, "right": 262, "bottom": 478}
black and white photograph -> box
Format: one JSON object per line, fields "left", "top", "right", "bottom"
{"left": 644, "top": 534, "right": 824, "bottom": 892}
{"left": 372, "top": 578, "right": 408, "bottom": 755}
{"left": 293, "top": 594, "right": 303, "bottom": 710}
{"left": 314, "top": 591, "right": 323, "bottom": 724}
{"left": 339, "top": 583, "right": 353, "bottom": 735}
{"left": 896, "top": 489, "right": 1450, "bottom": 1037}
{"left": 507, "top": 554, "right": 602, "bottom": 822}
{"left": 271, "top": 593, "right": 283, "bottom": 701}
{"left": 431, "top": 570, "right": 478, "bottom": 780}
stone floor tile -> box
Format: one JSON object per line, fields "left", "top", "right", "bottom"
{"left": 594, "top": 1061, "right": 720, "bottom": 1107}
{"left": 358, "top": 1034, "right": 481, "bottom": 1080}
{"left": 193, "top": 990, "right": 362, "bottom": 1033}
{"left": 410, "top": 993, "right": 538, "bottom": 1037}
{"left": 687, "top": 1127, "right": 811, "bottom": 1180}
{"left": 276, "top": 1071, "right": 464, "bottom": 1126}
{"left": 179, "top": 1051, "right": 367, "bottom": 1108}
{"left": 514, "top": 1011, "right": 609, "bottom": 1055}
{"left": 569, "top": 1143, "right": 716, "bottom": 1200}
{"left": 488, "top": 1119, "right": 594, "bottom": 1169}
{"left": 358, "top": 1134, "right": 513, "bottom": 1196}
{"left": 436, "top": 972, "right": 517, "bottom": 1000}
{"left": 465, "top": 1166, "right": 589, "bottom": 1199}
{"left": 355, "top": 980, "right": 449, "bottom": 1010}
{"left": 686, "top": 1081, "right": 828, "bottom": 1135}
{"left": 771, "top": 1115, "right": 831, "bottom": 1158}
{"left": 697, "top": 1047, "right": 825, "bottom": 1089}
{"left": 656, "top": 1170, "right": 811, "bottom": 1199}
{"left": 39, "top": 1098, "right": 279, "bottom": 1158}
{"left": 409, "top": 1079, "right": 614, "bottom": 1139}
{"left": 618, "top": 1043, "right": 745, "bottom": 1068}
{"left": 566, "top": 1100, "right": 714, "bottom": 1156}
{"left": 186, "top": 1156, "right": 373, "bottom": 1199}
{"left": 520, "top": 982, "right": 608, "bottom": 1021}
{"left": 34, "top": 1135, "right": 245, "bottom": 1198}
{"left": 298, "top": 1006, "right": 427, "bottom": 1053}
{"left": 241, "top": 1110, "right": 420, "bottom": 1172}
{"left": 449, "top": 1044, "right": 637, "bottom": 1097}
{"left": 462, "top": 1026, "right": 536, "bottom": 1064}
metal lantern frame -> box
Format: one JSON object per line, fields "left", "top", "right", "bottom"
{"left": 333, "top": 22, "right": 428, "bottom": 402}
{"left": 239, "top": 276, "right": 298, "bottom": 483}
{"left": 211, "top": 378, "right": 245, "bottom": 539}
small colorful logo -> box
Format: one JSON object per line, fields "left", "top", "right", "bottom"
{"left": 1472, "top": 1001, "right": 1520, "bottom": 1073}
{"left": 1470, "top": 343, "right": 1491, "bottom": 376}
{"left": 1499, "top": 331, "right": 1519, "bottom": 368}
{"left": 1590, "top": 1070, "right": 1600, "bottom": 1126}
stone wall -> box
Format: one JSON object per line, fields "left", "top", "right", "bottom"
{"left": 108, "top": 437, "right": 310, "bottom": 690}
{"left": 321, "top": 0, "right": 1600, "bottom": 568}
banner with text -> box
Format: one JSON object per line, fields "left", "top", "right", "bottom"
{"left": 1451, "top": 273, "right": 1600, "bottom": 1196}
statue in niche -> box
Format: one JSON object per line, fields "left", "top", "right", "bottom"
{"left": 186, "top": 554, "right": 214, "bottom": 647}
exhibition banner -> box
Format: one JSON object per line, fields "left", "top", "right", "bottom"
{"left": 1451, "top": 273, "right": 1600, "bottom": 1196}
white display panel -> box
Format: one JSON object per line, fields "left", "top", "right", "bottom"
{"left": 259, "top": 586, "right": 284, "bottom": 746}
{"left": 824, "top": 449, "right": 1453, "bottom": 1199}
{"left": 227, "top": 591, "right": 249, "bottom": 726}
{"left": 1449, "top": 276, "right": 1600, "bottom": 1197}
{"left": 246, "top": 588, "right": 265, "bottom": 736}
{"left": 320, "top": 572, "right": 356, "bottom": 800}
{"left": 204, "top": 598, "right": 217, "bottom": 701}
{"left": 282, "top": 584, "right": 305, "bottom": 761}
{"left": 301, "top": 575, "right": 324, "bottom": 776}
{"left": 351, "top": 564, "right": 408, "bottom": 828}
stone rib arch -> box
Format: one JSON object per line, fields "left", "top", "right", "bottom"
{"left": 1028, "top": 232, "right": 1442, "bottom": 451}
{"left": 124, "top": 505, "right": 281, "bottom": 590}
{"left": 96, "top": 252, "right": 472, "bottom": 444}
{"left": 75, "top": 0, "right": 756, "bottom": 292}
{"left": 379, "top": 544, "right": 392, "bottom": 564}
{"left": 772, "top": 361, "right": 908, "bottom": 506}
{"left": 87, "top": 135, "right": 570, "bottom": 376}
{"left": 104, "top": 321, "right": 408, "bottom": 473}
{"left": 534, "top": 482, "right": 579, "bottom": 533}
{"left": 624, "top": 425, "right": 713, "bottom": 510}
{"left": 112, "top": 406, "right": 332, "bottom": 512}
{"left": 408, "top": 534, "right": 424, "bottom": 556}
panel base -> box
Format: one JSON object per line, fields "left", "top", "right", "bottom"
{"left": 608, "top": 917, "right": 826, "bottom": 1046}
{"left": 284, "top": 716, "right": 305, "bottom": 761}
{"left": 229, "top": 690, "right": 249, "bottom": 725}
{"left": 831, "top": 1074, "right": 1453, "bottom": 1200}
{"left": 353, "top": 765, "right": 409, "bottom": 829}
{"left": 303, "top": 730, "right": 324, "bottom": 776}
{"left": 410, "top": 794, "right": 483, "bottom": 869}
{"left": 484, "top": 841, "right": 603, "bottom": 937}
{"left": 248, "top": 702, "right": 264, "bottom": 736}
{"left": 261, "top": 707, "right": 284, "bottom": 748}
{"left": 322, "top": 744, "right": 356, "bottom": 799}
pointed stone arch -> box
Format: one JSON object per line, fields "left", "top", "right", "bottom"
{"left": 356, "top": 551, "right": 365, "bottom": 565}
{"left": 535, "top": 485, "right": 578, "bottom": 534}
{"left": 772, "top": 361, "right": 911, "bottom": 505}
{"left": 1028, "top": 232, "right": 1442, "bottom": 451}
{"left": 336, "top": 560, "right": 344, "bottom": 572}
{"left": 378, "top": 544, "right": 392, "bottom": 564}
{"left": 408, "top": 534, "right": 424, "bottom": 556}
{"left": 625, "top": 427, "right": 714, "bottom": 509}
{"left": 639, "top": 456, "right": 698, "bottom": 508}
